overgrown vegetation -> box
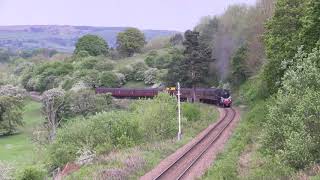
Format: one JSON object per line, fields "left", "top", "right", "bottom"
{"left": 45, "top": 93, "right": 176, "bottom": 168}
{"left": 61, "top": 103, "right": 218, "bottom": 179}
{"left": 203, "top": 0, "right": 320, "bottom": 178}
{"left": 1, "top": 0, "right": 319, "bottom": 178}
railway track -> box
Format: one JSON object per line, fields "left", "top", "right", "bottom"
{"left": 153, "top": 108, "right": 236, "bottom": 180}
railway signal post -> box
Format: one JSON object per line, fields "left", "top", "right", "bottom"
{"left": 177, "top": 82, "right": 182, "bottom": 141}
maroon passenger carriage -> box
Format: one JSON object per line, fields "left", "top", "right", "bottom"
{"left": 95, "top": 87, "right": 232, "bottom": 108}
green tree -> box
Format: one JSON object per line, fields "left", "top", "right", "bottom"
{"left": 116, "top": 28, "right": 146, "bottom": 57}
{"left": 263, "top": 47, "right": 320, "bottom": 169}
{"left": 42, "top": 88, "right": 66, "bottom": 142}
{"left": 0, "top": 96, "right": 24, "bottom": 135}
{"left": 195, "top": 16, "right": 219, "bottom": 50}
{"left": 165, "top": 31, "right": 212, "bottom": 89}
{"left": 263, "top": 0, "right": 306, "bottom": 95}
{"left": 230, "top": 45, "right": 249, "bottom": 87}
{"left": 74, "top": 35, "right": 109, "bottom": 56}
{"left": 181, "top": 30, "right": 212, "bottom": 88}
{"left": 98, "top": 72, "right": 120, "bottom": 87}
{"left": 300, "top": 0, "right": 320, "bottom": 52}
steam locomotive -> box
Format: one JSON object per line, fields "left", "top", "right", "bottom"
{"left": 96, "top": 87, "right": 232, "bottom": 108}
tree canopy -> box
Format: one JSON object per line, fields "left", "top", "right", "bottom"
{"left": 166, "top": 30, "right": 212, "bottom": 88}
{"left": 116, "top": 28, "right": 146, "bottom": 57}
{"left": 263, "top": 0, "right": 307, "bottom": 94}
{"left": 0, "top": 96, "right": 24, "bottom": 135}
{"left": 74, "top": 35, "right": 109, "bottom": 57}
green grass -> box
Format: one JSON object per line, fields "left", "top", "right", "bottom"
{"left": 0, "top": 101, "right": 42, "bottom": 164}
{"left": 202, "top": 101, "right": 266, "bottom": 179}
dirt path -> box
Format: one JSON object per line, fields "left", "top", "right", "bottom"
{"left": 141, "top": 107, "right": 241, "bottom": 180}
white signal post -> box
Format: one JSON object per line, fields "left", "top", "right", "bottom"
{"left": 177, "top": 82, "right": 182, "bottom": 141}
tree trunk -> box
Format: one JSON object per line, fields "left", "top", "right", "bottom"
{"left": 192, "top": 86, "right": 196, "bottom": 103}
{"left": 49, "top": 126, "right": 56, "bottom": 142}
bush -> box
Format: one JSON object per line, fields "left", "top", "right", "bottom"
{"left": 74, "top": 50, "right": 90, "bottom": 59}
{"left": 46, "top": 93, "right": 178, "bottom": 168}
{"left": 144, "top": 51, "right": 158, "bottom": 67}
{"left": 131, "top": 62, "right": 148, "bottom": 81}
{"left": 182, "top": 103, "right": 201, "bottom": 122}
{"left": 143, "top": 68, "right": 158, "bottom": 85}
{"left": 130, "top": 93, "right": 177, "bottom": 141}
{"left": 60, "top": 76, "right": 76, "bottom": 90}
{"left": 119, "top": 65, "right": 134, "bottom": 81}
{"left": 94, "top": 60, "right": 115, "bottom": 71}
{"left": 98, "top": 71, "right": 120, "bottom": 87}
{"left": 263, "top": 47, "right": 320, "bottom": 169}
{"left": 74, "top": 69, "right": 100, "bottom": 87}
{"left": 65, "top": 89, "right": 113, "bottom": 117}
{"left": 21, "top": 61, "right": 73, "bottom": 92}
{"left": 115, "top": 73, "right": 126, "bottom": 85}
{"left": 144, "top": 52, "right": 172, "bottom": 69}
{"left": 47, "top": 111, "right": 142, "bottom": 168}
{"left": 0, "top": 85, "right": 27, "bottom": 99}
{"left": 75, "top": 56, "right": 99, "bottom": 69}
{"left": 15, "top": 165, "right": 46, "bottom": 180}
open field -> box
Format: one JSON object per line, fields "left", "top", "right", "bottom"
{"left": 0, "top": 101, "right": 42, "bottom": 164}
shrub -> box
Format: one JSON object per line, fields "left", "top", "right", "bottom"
{"left": 60, "top": 76, "right": 76, "bottom": 90}
{"left": 143, "top": 68, "right": 158, "bottom": 85}
{"left": 115, "top": 73, "right": 126, "bottom": 85}
{"left": 21, "top": 61, "right": 73, "bottom": 92}
{"left": 65, "top": 89, "right": 113, "bottom": 117}
{"left": 74, "top": 69, "right": 99, "bottom": 87}
{"left": 263, "top": 47, "right": 320, "bottom": 169}
{"left": 130, "top": 93, "right": 177, "bottom": 141}
{"left": 98, "top": 71, "right": 120, "bottom": 87}
{"left": 119, "top": 65, "right": 134, "bottom": 81}
{"left": 74, "top": 50, "right": 90, "bottom": 59}
{"left": 0, "top": 85, "right": 27, "bottom": 99}
{"left": 15, "top": 165, "right": 46, "bottom": 180}
{"left": 75, "top": 56, "right": 98, "bottom": 69}
{"left": 94, "top": 60, "right": 115, "bottom": 71}
{"left": 144, "top": 51, "right": 158, "bottom": 67}
{"left": 47, "top": 111, "right": 142, "bottom": 168}
{"left": 144, "top": 50, "right": 177, "bottom": 69}
{"left": 182, "top": 103, "right": 201, "bottom": 122}
{"left": 132, "top": 62, "right": 147, "bottom": 81}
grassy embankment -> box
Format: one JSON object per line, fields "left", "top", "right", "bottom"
{"left": 0, "top": 101, "right": 42, "bottom": 165}
{"left": 66, "top": 103, "right": 218, "bottom": 179}
{"left": 203, "top": 81, "right": 294, "bottom": 179}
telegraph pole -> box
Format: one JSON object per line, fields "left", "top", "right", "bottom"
{"left": 177, "top": 82, "right": 182, "bottom": 141}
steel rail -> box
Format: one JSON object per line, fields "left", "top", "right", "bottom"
{"left": 176, "top": 108, "right": 236, "bottom": 179}
{"left": 153, "top": 108, "right": 236, "bottom": 180}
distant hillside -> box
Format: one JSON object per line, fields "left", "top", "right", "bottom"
{"left": 0, "top": 25, "right": 178, "bottom": 52}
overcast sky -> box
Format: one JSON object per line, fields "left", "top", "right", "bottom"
{"left": 0, "top": 0, "right": 256, "bottom": 31}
